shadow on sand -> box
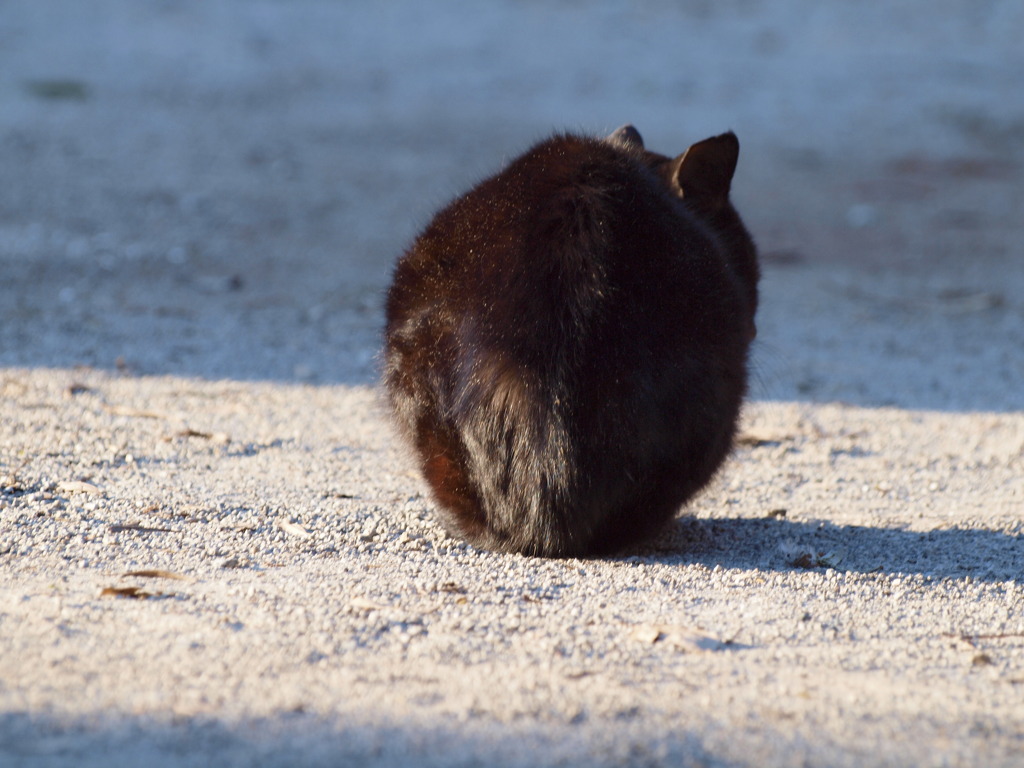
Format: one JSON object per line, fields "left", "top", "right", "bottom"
{"left": 636, "top": 515, "right": 1023, "bottom": 585}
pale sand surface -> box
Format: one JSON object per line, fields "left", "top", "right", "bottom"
{"left": 2, "top": 2, "right": 1023, "bottom": 766}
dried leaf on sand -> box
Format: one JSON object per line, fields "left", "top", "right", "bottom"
{"left": 628, "top": 624, "right": 741, "bottom": 653}
{"left": 277, "top": 519, "right": 313, "bottom": 539}
{"left": 123, "top": 569, "right": 187, "bottom": 580}
{"left": 101, "top": 586, "right": 157, "bottom": 599}
{"left": 57, "top": 480, "right": 103, "bottom": 494}
{"left": 349, "top": 596, "right": 388, "bottom": 611}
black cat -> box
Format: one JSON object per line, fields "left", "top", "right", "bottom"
{"left": 383, "top": 125, "right": 759, "bottom": 557}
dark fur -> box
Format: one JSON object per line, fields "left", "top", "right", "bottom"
{"left": 383, "top": 125, "right": 759, "bottom": 557}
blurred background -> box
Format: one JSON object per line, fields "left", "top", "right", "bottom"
{"left": 1, "top": 0, "right": 1022, "bottom": 405}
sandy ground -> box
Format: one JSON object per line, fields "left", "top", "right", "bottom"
{"left": 2, "top": 2, "right": 1023, "bottom": 766}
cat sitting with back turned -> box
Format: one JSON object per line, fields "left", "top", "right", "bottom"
{"left": 383, "top": 124, "right": 760, "bottom": 557}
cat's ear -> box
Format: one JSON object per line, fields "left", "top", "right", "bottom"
{"left": 670, "top": 132, "right": 739, "bottom": 211}
{"left": 607, "top": 124, "right": 644, "bottom": 149}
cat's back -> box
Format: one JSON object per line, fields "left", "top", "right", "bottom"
{"left": 388, "top": 132, "right": 679, "bottom": 335}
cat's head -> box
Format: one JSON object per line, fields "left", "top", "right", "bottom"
{"left": 607, "top": 124, "right": 760, "bottom": 339}
{"left": 608, "top": 125, "right": 736, "bottom": 213}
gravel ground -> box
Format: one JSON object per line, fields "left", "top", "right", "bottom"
{"left": 2, "top": 2, "right": 1023, "bottom": 766}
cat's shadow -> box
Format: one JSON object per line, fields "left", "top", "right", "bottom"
{"left": 627, "top": 516, "right": 1023, "bottom": 584}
